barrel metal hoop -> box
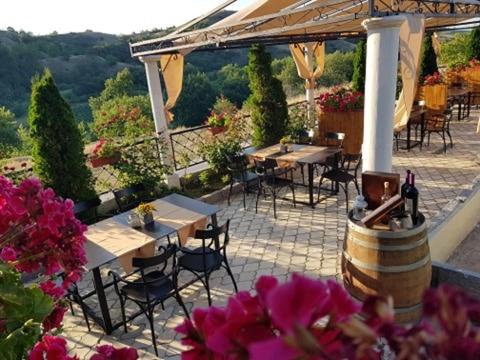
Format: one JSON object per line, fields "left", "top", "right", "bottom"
{"left": 394, "top": 303, "right": 422, "bottom": 314}
{"left": 347, "top": 215, "right": 426, "bottom": 239}
{"left": 343, "top": 252, "right": 431, "bottom": 272}
{"left": 346, "top": 235, "right": 428, "bottom": 251}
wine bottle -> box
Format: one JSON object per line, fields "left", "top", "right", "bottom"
{"left": 400, "top": 169, "right": 411, "bottom": 212}
{"left": 380, "top": 181, "right": 391, "bottom": 204}
{"left": 405, "top": 173, "right": 419, "bottom": 225}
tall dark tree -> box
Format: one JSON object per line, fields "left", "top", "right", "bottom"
{"left": 246, "top": 44, "right": 288, "bottom": 148}
{"left": 29, "top": 69, "right": 95, "bottom": 201}
{"left": 467, "top": 27, "right": 480, "bottom": 61}
{"left": 352, "top": 40, "right": 367, "bottom": 92}
{"left": 420, "top": 35, "right": 439, "bottom": 78}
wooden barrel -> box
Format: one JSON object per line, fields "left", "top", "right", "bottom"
{"left": 342, "top": 212, "right": 431, "bottom": 323}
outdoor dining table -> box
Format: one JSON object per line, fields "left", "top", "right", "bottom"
{"left": 448, "top": 87, "right": 471, "bottom": 120}
{"left": 397, "top": 107, "right": 426, "bottom": 151}
{"left": 82, "top": 193, "right": 220, "bottom": 334}
{"left": 247, "top": 144, "right": 341, "bottom": 208}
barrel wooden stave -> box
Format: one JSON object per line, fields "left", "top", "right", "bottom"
{"left": 342, "top": 213, "right": 431, "bottom": 323}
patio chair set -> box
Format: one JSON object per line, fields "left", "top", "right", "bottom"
{"left": 71, "top": 189, "right": 238, "bottom": 356}
{"left": 226, "top": 132, "right": 362, "bottom": 217}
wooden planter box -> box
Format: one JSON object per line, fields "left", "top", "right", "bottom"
{"left": 316, "top": 110, "right": 363, "bottom": 155}
{"left": 466, "top": 67, "right": 480, "bottom": 105}
{"left": 416, "top": 84, "right": 447, "bottom": 111}
{"left": 90, "top": 153, "right": 121, "bottom": 168}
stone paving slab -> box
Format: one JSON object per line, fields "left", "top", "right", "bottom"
{"left": 63, "top": 115, "right": 480, "bottom": 359}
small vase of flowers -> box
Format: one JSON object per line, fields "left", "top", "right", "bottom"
{"left": 90, "top": 139, "right": 120, "bottom": 168}
{"left": 135, "top": 203, "right": 156, "bottom": 225}
{"left": 207, "top": 111, "right": 233, "bottom": 135}
{"left": 279, "top": 136, "right": 294, "bottom": 153}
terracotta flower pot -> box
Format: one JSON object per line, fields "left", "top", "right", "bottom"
{"left": 208, "top": 126, "right": 226, "bottom": 135}
{"left": 90, "top": 153, "right": 121, "bottom": 168}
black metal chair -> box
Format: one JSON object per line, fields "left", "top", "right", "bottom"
{"left": 65, "top": 283, "right": 91, "bottom": 332}
{"left": 177, "top": 221, "right": 237, "bottom": 306}
{"left": 424, "top": 109, "right": 453, "bottom": 153}
{"left": 110, "top": 245, "right": 188, "bottom": 356}
{"left": 73, "top": 197, "right": 102, "bottom": 225}
{"left": 226, "top": 153, "right": 258, "bottom": 209}
{"left": 314, "top": 132, "right": 345, "bottom": 175}
{"left": 317, "top": 153, "right": 362, "bottom": 212}
{"left": 113, "top": 183, "right": 153, "bottom": 212}
{"left": 254, "top": 158, "right": 296, "bottom": 219}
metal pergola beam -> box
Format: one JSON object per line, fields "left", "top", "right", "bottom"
{"left": 130, "top": 0, "right": 480, "bottom": 58}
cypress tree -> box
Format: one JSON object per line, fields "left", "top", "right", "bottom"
{"left": 29, "top": 69, "right": 95, "bottom": 201}
{"left": 352, "top": 40, "right": 367, "bottom": 92}
{"left": 246, "top": 44, "right": 288, "bottom": 148}
{"left": 420, "top": 34, "right": 439, "bottom": 78}
{"left": 467, "top": 27, "right": 480, "bottom": 61}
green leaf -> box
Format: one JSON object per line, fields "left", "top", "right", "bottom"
{"left": 0, "top": 319, "right": 42, "bottom": 360}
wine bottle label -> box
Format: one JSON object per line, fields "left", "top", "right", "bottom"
{"left": 406, "top": 198, "right": 414, "bottom": 213}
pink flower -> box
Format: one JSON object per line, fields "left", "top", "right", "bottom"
{"left": 0, "top": 246, "right": 17, "bottom": 262}
{"left": 29, "top": 335, "right": 77, "bottom": 360}
{"left": 90, "top": 345, "right": 138, "bottom": 360}
{"left": 42, "top": 304, "right": 67, "bottom": 332}
{"left": 40, "top": 280, "right": 66, "bottom": 300}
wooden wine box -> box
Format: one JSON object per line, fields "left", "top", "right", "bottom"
{"left": 361, "top": 171, "right": 400, "bottom": 210}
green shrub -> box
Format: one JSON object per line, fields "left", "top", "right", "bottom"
{"left": 199, "top": 130, "right": 242, "bottom": 175}
{"left": 317, "top": 51, "right": 355, "bottom": 88}
{"left": 440, "top": 33, "right": 469, "bottom": 68}
{"left": 246, "top": 44, "right": 288, "bottom": 148}
{"left": 28, "top": 69, "right": 95, "bottom": 201}
{"left": 199, "top": 169, "right": 216, "bottom": 190}
{"left": 467, "top": 28, "right": 480, "bottom": 61}
{"left": 352, "top": 40, "right": 366, "bottom": 92}
{"left": 420, "top": 35, "right": 439, "bottom": 78}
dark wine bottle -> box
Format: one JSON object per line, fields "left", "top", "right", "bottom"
{"left": 400, "top": 169, "right": 411, "bottom": 212}
{"left": 405, "top": 173, "right": 419, "bottom": 225}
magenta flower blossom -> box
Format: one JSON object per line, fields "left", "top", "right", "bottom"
{"left": 0, "top": 246, "right": 17, "bottom": 262}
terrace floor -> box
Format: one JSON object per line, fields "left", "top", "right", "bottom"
{"left": 63, "top": 114, "right": 480, "bottom": 359}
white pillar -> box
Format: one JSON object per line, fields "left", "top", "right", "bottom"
{"left": 143, "top": 59, "right": 180, "bottom": 187}
{"left": 362, "top": 16, "right": 406, "bottom": 173}
{"left": 305, "top": 45, "right": 316, "bottom": 128}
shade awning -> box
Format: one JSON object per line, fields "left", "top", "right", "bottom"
{"left": 130, "top": 0, "right": 480, "bottom": 58}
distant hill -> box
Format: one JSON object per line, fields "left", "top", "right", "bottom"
{"left": 0, "top": 11, "right": 355, "bottom": 122}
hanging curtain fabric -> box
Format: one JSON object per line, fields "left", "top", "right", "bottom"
{"left": 159, "top": 53, "right": 184, "bottom": 122}
{"left": 394, "top": 15, "right": 425, "bottom": 130}
{"left": 289, "top": 42, "right": 325, "bottom": 90}
{"left": 432, "top": 32, "right": 441, "bottom": 57}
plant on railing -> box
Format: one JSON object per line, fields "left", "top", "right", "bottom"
{"left": 199, "top": 129, "right": 243, "bottom": 176}
{"left": 0, "top": 176, "right": 138, "bottom": 359}
{"left": 317, "top": 87, "right": 364, "bottom": 113}
{"left": 422, "top": 72, "right": 444, "bottom": 86}
{"left": 176, "top": 274, "right": 480, "bottom": 360}
{"left": 90, "top": 139, "right": 121, "bottom": 168}
{"left": 286, "top": 103, "right": 311, "bottom": 143}
{"left": 206, "top": 97, "right": 238, "bottom": 134}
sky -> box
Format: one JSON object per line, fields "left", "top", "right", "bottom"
{"left": 0, "top": 0, "right": 252, "bottom": 35}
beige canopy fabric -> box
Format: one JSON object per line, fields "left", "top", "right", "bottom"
{"left": 432, "top": 32, "right": 441, "bottom": 57}
{"left": 160, "top": 54, "right": 184, "bottom": 122}
{"left": 289, "top": 42, "right": 325, "bottom": 89}
{"left": 394, "top": 15, "right": 425, "bottom": 131}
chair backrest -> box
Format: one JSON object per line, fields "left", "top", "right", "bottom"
{"left": 342, "top": 153, "right": 362, "bottom": 175}
{"left": 73, "top": 197, "right": 101, "bottom": 224}
{"left": 132, "top": 244, "right": 177, "bottom": 279}
{"left": 227, "top": 153, "right": 247, "bottom": 173}
{"left": 113, "top": 183, "right": 146, "bottom": 212}
{"left": 325, "top": 132, "right": 345, "bottom": 149}
{"left": 194, "top": 220, "right": 230, "bottom": 252}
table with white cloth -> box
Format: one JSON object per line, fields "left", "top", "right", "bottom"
{"left": 82, "top": 193, "right": 220, "bottom": 334}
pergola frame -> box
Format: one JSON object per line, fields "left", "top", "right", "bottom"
{"left": 130, "top": 0, "right": 480, "bottom": 58}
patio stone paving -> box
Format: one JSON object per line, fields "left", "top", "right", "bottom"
{"left": 63, "top": 113, "right": 480, "bottom": 359}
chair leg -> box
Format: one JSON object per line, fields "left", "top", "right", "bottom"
{"left": 255, "top": 185, "right": 262, "bottom": 214}
{"left": 442, "top": 131, "right": 447, "bottom": 154}
{"left": 291, "top": 184, "right": 296, "bottom": 208}
{"left": 300, "top": 165, "right": 305, "bottom": 185}
{"left": 147, "top": 307, "right": 158, "bottom": 356}
{"left": 119, "top": 296, "right": 128, "bottom": 333}
{"left": 354, "top": 178, "right": 360, "bottom": 195}
{"left": 227, "top": 180, "right": 233, "bottom": 206}
{"left": 317, "top": 175, "right": 325, "bottom": 202}
{"left": 272, "top": 191, "right": 277, "bottom": 219}
{"left": 447, "top": 130, "right": 453, "bottom": 148}
{"left": 205, "top": 273, "right": 212, "bottom": 306}
{"left": 176, "top": 294, "right": 190, "bottom": 319}
{"left": 427, "top": 132, "right": 431, "bottom": 146}
{"left": 345, "top": 184, "right": 349, "bottom": 213}
{"left": 242, "top": 183, "right": 247, "bottom": 209}
{"left": 224, "top": 258, "right": 238, "bottom": 293}
{"left": 68, "top": 298, "right": 75, "bottom": 316}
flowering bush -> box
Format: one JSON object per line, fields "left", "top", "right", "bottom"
{"left": 176, "top": 274, "right": 480, "bottom": 359}
{"left": 469, "top": 58, "right": 480, "bottom": 68}
{"left": 0, "top": 176, "right": 137, "bottom": 359}
{"left": 317, "top": 87, "right": 364, "bottom": 113}
{"left": 422, "top": 72, "right": 444, "bottom": 86}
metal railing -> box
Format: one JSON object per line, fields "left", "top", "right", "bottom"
{"left": 169, "top": 100, "right": 308, "bottom": 171}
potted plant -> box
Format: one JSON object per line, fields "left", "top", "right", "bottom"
{"left": 206, "top": 111, "right": 233, "bottom": 135}
{"left": 316, "top": 87, "right": 364, "bottom": 154}
{"left": 416, "top": 72, "right": 447, "bottom": 111}
{"left": 90, "top": 139, "right": 121, "bottom": 168}
{"left": 135, "top": 203, "right": 156, "bottom": 225}
{"left": 279, "top": 135, "right": 293, "bottom": 153}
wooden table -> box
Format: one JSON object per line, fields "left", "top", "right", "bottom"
{"left": 448, "top": 87, "right": 471, "bottom": 120}
{"left": 247, "top": 144, "right": 341, "bottom": 208}
{"left": 83, "top": 193, "right": 220, "bottom": 334}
